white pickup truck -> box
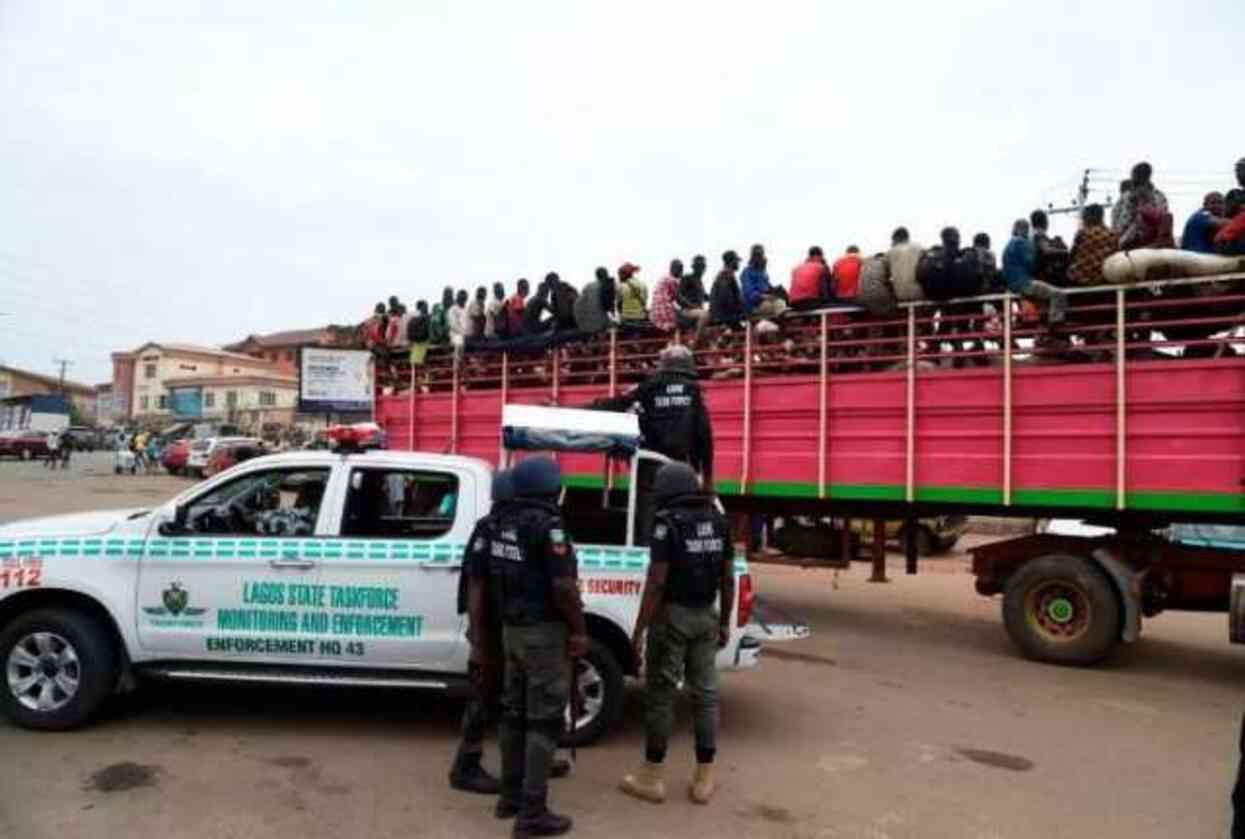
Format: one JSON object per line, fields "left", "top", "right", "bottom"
{"left": 0, "top": 408, "right": 760, "bottom": 743}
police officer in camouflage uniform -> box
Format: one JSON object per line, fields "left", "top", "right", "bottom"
{"left": 619, "top": 462, "right": 735, "bottom": 806}
{"left": 468, "top": 456, "right": 587, "bottom": 837}
{"left": 450, "top": 469, "right": 515, "bottom": 794}
{"left": 589, "top": 344, "right": 714, "bottom": 546}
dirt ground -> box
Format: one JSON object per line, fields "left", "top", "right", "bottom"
{"left": 0, "top": 454, "right": 1239, "bottom": 838}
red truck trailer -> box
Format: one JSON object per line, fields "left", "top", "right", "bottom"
{"left": 370, "top": 274, "right": 1245, "bottom": 665}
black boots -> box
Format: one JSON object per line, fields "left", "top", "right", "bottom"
{"left": 513, "top": 795, "right": 572, "bottom": 838}
{"left": 449, "top": 752, "right": 501, "bottom": 795}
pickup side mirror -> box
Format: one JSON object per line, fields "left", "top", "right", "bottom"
{"left": 158, "top": 505, "right": 189, "bottom": 536}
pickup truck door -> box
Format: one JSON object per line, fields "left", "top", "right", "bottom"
{"left": 317, "top": 463, "right": 471, "bottom": 670}
{"left": 136, "top": 462, "right": 334, "bottom": 661}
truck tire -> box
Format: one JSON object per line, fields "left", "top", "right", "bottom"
{"left": 0, "top": 608, "right": 120, "bottom": 730}
{"left": 1002, "top": 554, "right": 1121, "bottom": 666}
{"left": 564, "top": 638, "right": 624, "bottom": 747}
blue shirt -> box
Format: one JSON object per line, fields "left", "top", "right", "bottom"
{"left": 1181, "top": 209, "right": 1219, "bottom": 253}
{"left": 739, "top": 266, "right": 773, "bottom": 312}
{"left": 1002, "top": 236, "right": 1036, "bottom": 293}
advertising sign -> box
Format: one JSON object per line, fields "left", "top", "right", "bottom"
{"left": 169, "top": 387, "right": 203, "bottom": 418}
{"left": 298, "top": 349, "right": 374, "bottom": 414}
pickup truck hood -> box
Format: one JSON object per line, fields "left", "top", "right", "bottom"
{"left": 0, "top": 508, "right": 148, "bottom": 539}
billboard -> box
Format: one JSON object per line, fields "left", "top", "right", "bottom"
{"left": 298, "top": 348, "right": 374, "bottom": 414}
{"left": 169, "top": 387, "right": 203, "bottom": 418}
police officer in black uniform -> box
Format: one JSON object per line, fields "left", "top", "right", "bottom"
{"left": 467, "top": 456, "right": 587, "bottom": 838}
{"left": 450, "top": 469, "right": 516, "bottom": 794}
{"left": 589, "top": 344, "right": 714, "bottom": 545}
{"left": 620, "top": 462, "right": 735, "bottom": 805}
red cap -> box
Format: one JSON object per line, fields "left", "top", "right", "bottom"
{"left": 619, "top": 262, "right": 640, "bottom": 278}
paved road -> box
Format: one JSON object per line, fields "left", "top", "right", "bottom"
{"left": 0, "top": 463, "right": 1239, "bottom": 838}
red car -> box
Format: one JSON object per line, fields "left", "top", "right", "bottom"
{"left": 0, "top": 430, "right": 52, "bottom": 461}
{"left": 161, "top": 439, "right": 191, "bottom": 475}
{"left": 205, "top": 440, "right": 265, "bottom": 477}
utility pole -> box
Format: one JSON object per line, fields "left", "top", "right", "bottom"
{"left": 1045, "top": 168, "right": 1117, "bottom": 217}
{"left": 52, "top": 358, "right": 73, "bottom": 392}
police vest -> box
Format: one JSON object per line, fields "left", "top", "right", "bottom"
{"left": 486, "top": 503, "right": 563, "bottom": 627}
{"left": 655, "top": 503, "right": 728, "bottom": 609}
{"left": 638, "top": 373, "right": 703, "bottom": 462}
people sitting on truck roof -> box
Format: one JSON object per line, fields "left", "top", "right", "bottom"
{"left": 522, "top": 276, "right": 555, "bottom": 335}
{"left": 430, "top": 287, "right": 453, "bottom": 345}
{"left": 886, "top": 227, "right": 925, "bottom": 304}
{"left": 363, "top": 302, "right": 387, "bottom": 350}
{"left": 487, "top": 282, "right": 508, "bottom": 339}
{"left": 574, "top": 267, "right": 615, "bottom": 335}
{"left": 505, "top": 278, "right": 529, "bottom": 337}
{"left": 1215, "top": 190, "right": 1245, "bottom": 256}
{"left": 1030, "top": 210, "right": 1070, "bottom": 288}
{"left": 617, "top": 263, "right": 649, "bottom": 325}
{"left": 1067, "top": 204, "right": 1119, "bottom": 286}
{"left": 650, "top": 260, "right": 682, "bottom": 333}
{"left": 407, "top": 300, "right": 431, "bottom": 369}
{"left": 1003, "top": 219, "right": 1067, "bottom": 327}
{"left": 679, "top": 254, "right": 710, "bottom": 321}
{"left": 546, "top": 271, "right": 580, "bottom": 331}
{"left": 1116, "top": 162, "right": 1174, "bottom": 249}
{"left": 832, "top": 246, "right": 863, "bottom": 301}
{"left": 789, "top": 246, "right": 834, "bottom": 311}
{"left": 1236, "top": 158, "right": 1245, "bottom": 191}
{"left": 467, "top": 286, "right": 488, "bottom": 338}
{"left": 740, "top": 244, "right": 787, "bottom": 319}
{"left": 448, "top": 289, "right": 471, "bottom": 349}
{"left": 710, "top": 250, "right": 746, "bottom": 328}
{"left": 1179, "top": 192, "right": 1227, "bottom": 255}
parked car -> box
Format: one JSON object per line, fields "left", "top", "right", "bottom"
{"left": 161, "top": 439, "right": 192, "bottom": 475}
{"left": 63, "top": 426, "right": 99, "bottom": 452}
{"left": 852, "top": 515, "right": 968, "bottom": 557}
{"left": 186, "top": 436, "right": 262, "bottom": 478}
{"left": 204, "top": 440, "right": 266, "bottom": 477}
{"left": 0, "top": 430, "right": 52, "bottom": 461}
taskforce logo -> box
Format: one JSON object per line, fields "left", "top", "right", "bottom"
{"left": 143, "top": 582, "right": 208, "bottom": 626}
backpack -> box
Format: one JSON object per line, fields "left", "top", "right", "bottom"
{"left": 407, "top": 314, "right": 430, "bottom": 343}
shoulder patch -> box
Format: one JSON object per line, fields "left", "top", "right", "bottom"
{"left": 472, "top": 536, "right": 486, "bottom": 552}
{"left": 653, "top": 523, "right": 669, "bottom": 541}
{"left": 550, "top": 528, "right": 566, "bottom": 545}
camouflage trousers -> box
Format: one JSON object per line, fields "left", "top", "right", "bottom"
{"left": 644, "top": 603, "right": 719, "bottom": 761}
{"left": 499, "top": 622, "right": 571, "bottom": 804}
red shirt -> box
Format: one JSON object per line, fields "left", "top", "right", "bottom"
{"left": 790, "top": 259, "right": 829, "bottom": 303}
{"left": 832, "top": 254, "right": 862, "bottom": 299}
{"left": 505, "top": 294, "right": 527, "bottom": 336}
{"left": 363, "top": 316, "right": 386, "bottom": 349}
{"left": 1215, "top": 213, "right": 1245, "bottom": 247}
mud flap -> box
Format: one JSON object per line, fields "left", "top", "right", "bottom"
{"left": 1092, "top": 549, "right": 1146, "bottom": 643}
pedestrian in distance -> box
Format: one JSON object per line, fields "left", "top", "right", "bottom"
{"left": 620, "top": 462, "right": 734, "bottom": 806}
{"left": 468, "top": 456, "right": 587, "bottom": 838}
{"left": 44, "top": 431, "right": 60, "bottom": 469}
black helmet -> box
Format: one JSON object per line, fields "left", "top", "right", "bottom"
{"left": 512, "top": 456, "right": 562, "bottom": 499}
{"left": 653, "top": 462, "right": 700, "bottom": 503}
{"left": 492, "top": 468, "right": 516, "bottom": 504}
{"left": 658, "top": 345, "right": 696, "bottom": 375}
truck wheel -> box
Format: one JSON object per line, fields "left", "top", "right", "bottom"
{"left": 1002, "top": 554, "right": 1121, "bottom": 666}
{"left": 0, "top": 608, "right": 120, "bottom": 730}
{"left": 563, "top": 638, "right": 624, "bottom": 747}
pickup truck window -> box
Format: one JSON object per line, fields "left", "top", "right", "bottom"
{"left": 341, "top": 468, "right": 458, "bottom": 540}
{"left": 182, "top": 467, "right": 330, "bottom": 537}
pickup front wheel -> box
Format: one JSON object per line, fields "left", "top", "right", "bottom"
{"left": 564, "top": 638, "right": 624, "bottom": 747}
{"left": 0, "top": 609, "right": 119, "bottom": 730}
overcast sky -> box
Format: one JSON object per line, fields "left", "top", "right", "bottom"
{"left": 2, "top": 0, "right": 1242, "bottom": 385}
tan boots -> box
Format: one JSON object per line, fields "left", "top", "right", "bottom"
{"left": 620, "top": 762, "right": 717, "bottom": 805}
{"left": 690, "top": 763, "right": 716, "bottom": 804}
{"left": 619, "top": 761, "right": 667, "bottom": 803}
